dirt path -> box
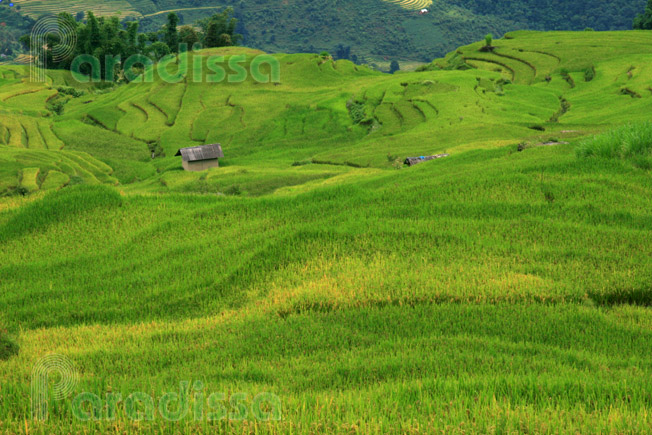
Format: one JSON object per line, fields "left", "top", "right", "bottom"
{"left": 142, "top": 7, "right": 222, "bottom": 18}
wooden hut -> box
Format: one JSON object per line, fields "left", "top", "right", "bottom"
{"left": 175, "top": 144, "right": 224, "bottom": 171}
{"left": 404, "top": 153, "right": 449, "bottom": 167}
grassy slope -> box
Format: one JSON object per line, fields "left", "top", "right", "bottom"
{"left": 1, "top": 31, "right": 652, "bottom": 433}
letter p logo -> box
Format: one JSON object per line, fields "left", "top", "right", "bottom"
{"left": 29, "top": 15, "right": 78, "bottom": 83}
{"left": 31, "top": 354, "right": 78, "bottom": 421}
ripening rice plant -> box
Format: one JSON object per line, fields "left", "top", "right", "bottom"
{"left": 576, "top": 121, "right": 652, "bottom": 160}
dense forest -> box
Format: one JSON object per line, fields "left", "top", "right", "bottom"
{"left": 448, "top": 0, "right": 646, "bottom": 31}
{"left": 136, "top": 0, "right": 649, "bottom": 62}
{"left": 2, "top": 0, "right": 650, "bottom": 64}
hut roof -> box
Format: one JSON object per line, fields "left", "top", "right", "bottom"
{"left": 175, "top": 144, "right": 224, "bottom": 162}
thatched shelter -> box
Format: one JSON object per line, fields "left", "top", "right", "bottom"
{"left": 175, "top": 144, "right": 224, "bottom": 171}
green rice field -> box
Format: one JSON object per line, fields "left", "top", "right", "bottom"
{"left": 1, "top": 31, "right": 652, "bottom": 433}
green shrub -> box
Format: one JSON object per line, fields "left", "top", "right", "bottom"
{"left": 584, "top": 66, "right": 595, "bottom": 82}
{"left": 224, "top": 184, "right": 242, "bottom": 196}
{"left": 620, "top": 87, "right": 642, "bottom": 98}
{"left": 576, "top": 122, "right": 652, "bottom": 160}
{"left": 56, "top": 87, "right": 85, "bottom": 98}
{"left": 484, "top": 33, "right": 493, "bottom": 47}
{"left": 46, "top": 99, "right": 66, "bottom": 115}
{"left": 347, "top": 99, "right": 366, "bottom": 124}
{"left": 13, "top": 186, "right": 29, "bottom": 196}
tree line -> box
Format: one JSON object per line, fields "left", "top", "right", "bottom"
{"left": 20, "top": 8, "right": 241, "bottom": 81}
{"left": 634, "top": 0, "right": 652, "bottom": 29}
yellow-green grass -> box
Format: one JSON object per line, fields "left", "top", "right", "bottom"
{"left": 1, "top": 143, "right": 652, "bottom": 432}
{"left": 365, "top": 57, "right": 429, "bottom": 72}
{"left": 1, "top": 31, "right": 652, "bottom": 433}
{"left": 39, "top": 169, "right": 70, "bottom": 190}
{"left": 19, "top": 167, "right": 40, "bottom": 192}
{"left": 0, "top": 145, "right": 118, "bottom": 195}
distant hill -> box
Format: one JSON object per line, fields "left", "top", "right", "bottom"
{"left": 4, "top": 0, "right": 648, "bottom": 63}
{"left": 0, "top": 5, "right": 34, "bottom": 59}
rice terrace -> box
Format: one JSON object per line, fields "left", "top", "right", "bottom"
{"left": 1, "top": 0, "right": 652, "bottom": 433}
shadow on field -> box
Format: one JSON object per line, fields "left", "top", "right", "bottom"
{"left": 590, "top": 286, "right": 652, "bottom": 307}
{"left": 0, "top": 185, "right": 122, "bottom": 244}
{"left": 0, "top": 334, "right": 19, "bottom": 361}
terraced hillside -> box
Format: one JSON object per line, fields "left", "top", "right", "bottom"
{"left": 1, "top": 32, "right": 652, "bottom": 433}
{"left": 383, "top": 0, "right": 432, "bottom": 10}
{"left": 2, "top": 31, "right": 652, "bottom": 195}
{"left": 0, "top": 67, "right": 119, "bottom": 194}
{"left": 13, "top": 0, "right": 146, "bottom": 19}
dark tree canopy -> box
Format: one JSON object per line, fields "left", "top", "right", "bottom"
{"left": 633, "top": 0, "right": 652, "bottom": 29}
{"left": 198, "top": 8, "right": 241, "bottom": 48}
{"left": 179, "top": 26, "right": 200, "bottom": 50}
{"left": 164, "top": 13, "right": 179, "bottom": 53}
{"left": 19, "top": 8, "right": 242, "bottom": 82}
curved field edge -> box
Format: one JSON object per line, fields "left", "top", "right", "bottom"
{"left": 1, "top": 144, "right": 651, "bottom": 328}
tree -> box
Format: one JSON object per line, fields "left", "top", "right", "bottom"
{"left": 389, "top": 60, "right": 400, "bottom": 74}
{"left": 218, "top": 33, "right": 232, "bottom": 47}
{"left": 16, "top": 7, "right": 240, "bottom": 82}
{"left": 335, "top": 44, "right": 350, "bottom": 60}
{"left": 204, "top": 21, "right": 221, "bottom": 48}
{"left": 633, "top": 0, "right": 652, "bottom": 29}
{"left": 125, "top": 21, "right": 139, "bottom": 57}
{"left": 19, "top": 34, "right": 31, "bottom": 50}
{"left": 52, "top": 13, "right": 78, "bottom": 69}
{"left": 146, "top": 32, "right": 160, "bottom": 43}
{"left": 164, "top": 12, "right": 179, "bottom": 52}
{"left": 85, "top": 11, "right": 101, "bottom": 53}
{"left": 178, "top": 25, "right": 199, "bottom": 50}
{"left": 199, "top": 8, "right": 241, "bottom": 48}
{"left": 146, "top": 41, "right": 170, "bottom": 61}
{"left": 137, "top": 33, "right": 147, "bottom": 54}
{"left": 485, "top": 33, "right": 493, "bottom": 47}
